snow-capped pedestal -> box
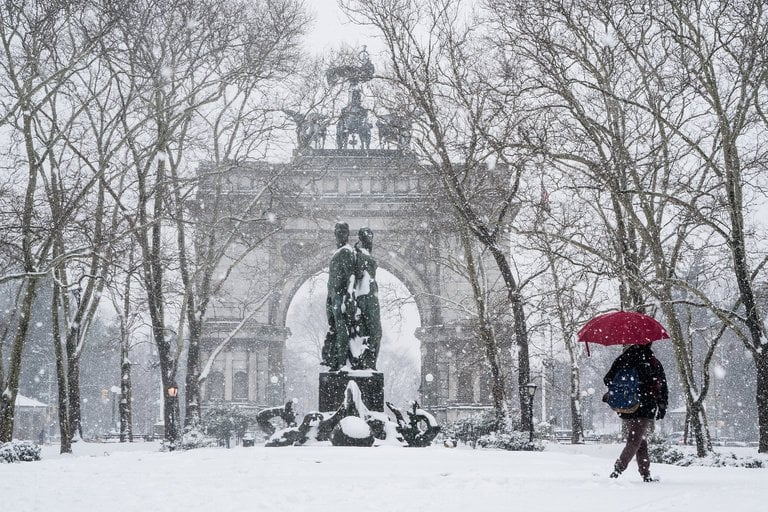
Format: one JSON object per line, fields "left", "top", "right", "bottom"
{"left": 319, "top": 370, "right": 384, "bottom": 412}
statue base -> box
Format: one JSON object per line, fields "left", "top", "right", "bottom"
{"left": 319, "top": 371, "right": 384, "bottom": 412}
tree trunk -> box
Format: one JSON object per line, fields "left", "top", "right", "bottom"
{"left": 727, "top": 190, "right": 767, "bottom": 453}
{"left": 660, "top": 297, "right": 709, "bottom": 457}
{"left": 66, "top": 340, "right": 83, "bottom": 441}
{"left": 0, "top": 280, "right": 38, "bottom": 442}
{"left": 185, "top": 319, "right": 202, "bottom": 428}
{"left": 569, "top": 366, "right": 584, "bottom": 444}
{"left": 755, "top": 350, "right": 768, "bottom": 453}
{"left": 119, "top": 356, "right": 133, "bottom": 443}
{"left": 485, "top": 244, "right": 532, "bottom": 432}
{"left": 51, "top": 281, "right": 72, "bottom": 453}
{"left": 459, "top": 226, "right": 511, "bottom": 429}
{"left": 0, "top": 112, "right": 41, "bottom": 442}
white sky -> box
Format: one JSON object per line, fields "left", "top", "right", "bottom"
{"left": 303, "top": 0, "right": 382, "bottom": 55}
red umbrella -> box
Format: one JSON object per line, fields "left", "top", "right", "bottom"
{"left": 578, "top": 311, "right": 669, "bottom": 356}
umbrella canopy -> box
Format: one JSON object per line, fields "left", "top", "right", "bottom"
{"left": 578, "top": 311, "right": 669, "bottom": 355}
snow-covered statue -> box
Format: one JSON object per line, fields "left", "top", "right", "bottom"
{"left": 321, "top": 224, "right": 382, "bottom": 371}
{"left": 351, "top": 227, "right": 381, "bottom": 370}
{"left": 321, "top": 222, "right": 356, "bottom": 371}
{"left": 263, "top": 382, "right": 440, "bottom": 448}
{"left": 255, "top": 401, "right": 297, "bottom": 436}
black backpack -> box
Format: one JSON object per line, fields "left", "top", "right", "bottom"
{"left": 606, "top": 366, "right": 640, "bottom": 414}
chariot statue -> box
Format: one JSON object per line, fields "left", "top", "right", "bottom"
{"left": 326, "top": 48, "right": 375, "bottom": 150}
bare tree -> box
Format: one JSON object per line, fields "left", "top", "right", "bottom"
{"left": 341, "top": 0, "right": 535, "bottom": 431}
{"left": 0, "top": 0, "right": 115, "bottom": 445}
{"left": 524, "top": 194, "right": 606, "bottom": 443}
{"left": 97, "top": 0, "right": 309, "bottom": 446}
{"left": 641, "top": 0, "right": 768, "bottom": 454}
{"left": 482, "top": 0, "right": 768, "bottom": 455}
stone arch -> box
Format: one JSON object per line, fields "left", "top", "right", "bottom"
{"left": 198, "top": 150, "right": 504, "bottom": 419}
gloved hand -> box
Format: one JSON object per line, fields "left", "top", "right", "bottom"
{"left": 656, "top": 406, "right": 666, "bottom": 420}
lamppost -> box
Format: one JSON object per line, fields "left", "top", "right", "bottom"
{"left": 525, "top": 383, "right": 538, "bottom": 443}
{"left": 110, "top": 386, "right": 121, "bottom": 434}
{"left": 166, "top": 384, "right": 179, "bottom": 450}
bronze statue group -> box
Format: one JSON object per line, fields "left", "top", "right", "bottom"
{"left": 321, "top": 222, "right": 382, "bottom": 372}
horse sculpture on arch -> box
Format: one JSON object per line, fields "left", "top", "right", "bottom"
{"left": 283, "top": 109, "right": 329, "bottom": 150}
{"left": 376, "top": 113, "right": 412, "bottom": 150}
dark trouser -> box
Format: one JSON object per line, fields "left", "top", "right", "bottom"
{"left": 615, "top": 417, "right": 653, "bottom": 476}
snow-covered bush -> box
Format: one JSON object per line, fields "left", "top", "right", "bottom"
{"left": 177, "top": 426, "right": 219, "bottom": 451}
{"left": 648, "top": 443, "right": 687, "bottom": 465}
{"left": 649, "top": 441, "right": 766, "bottom": 468}
{"left": 441, "top": 411, "right": 541, "bottom": 451}
{"left": 443, "top": 410, "right": 520, "bottom": 445}
{"left": 476, "top": 431, "right": 544, "bottom": 451}
{"left": 0, "top": 441, "right": 41, "bottom": 463}
{"left": 203, "top": 402, "right": 252, "bottom": 448}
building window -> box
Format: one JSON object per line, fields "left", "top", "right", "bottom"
{"left": 347, "top": 177, "right": 362, "bottom": 193}
{"left": 323, "top": 177, "right": 338, "bottom": 192}
{"left": 395, "top": 178, "right": 410, "bottom": 193}
{"left": 479, "top": 370, "right": 492, "bottom": 404}
{"left": 370, "top": 178, "right": 385, "bottom": 193}
{"left": 457, "top": 370, "right": 473, "bottom": 403}
{"left": 233, "top": 371, "right": 249, "bottom": 401}
{"left": 207, "top": 371, "right": 225, "bottom": 401}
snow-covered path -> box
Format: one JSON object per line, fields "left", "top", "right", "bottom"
{"left": 2, "top": 441, "right": 766, "bottom": 512}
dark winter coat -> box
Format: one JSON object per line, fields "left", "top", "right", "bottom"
{"left": 603, "top": 344, "right": 668, "bottom": 420}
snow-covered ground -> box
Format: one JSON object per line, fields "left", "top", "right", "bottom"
{"left": 2, "top": 441, "right": 766, "bottom": 512}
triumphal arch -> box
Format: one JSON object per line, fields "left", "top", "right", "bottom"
{"left": 197, "top": 51, "right": 513, "bottom": 423}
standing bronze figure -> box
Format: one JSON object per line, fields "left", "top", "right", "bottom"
{"left": 352, "top": 227, "right": 381, "bottom": 369}
{"left": 322, "top": 223, "right": 356, "bottom": 371}
{"left": 321, "top": 224, "right": 382, "bottom": 371}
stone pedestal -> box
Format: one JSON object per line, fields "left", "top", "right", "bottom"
{"left": 319, "top": 371, "right": 384, "bottom": 412}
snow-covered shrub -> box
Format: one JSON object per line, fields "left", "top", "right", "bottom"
{"left": 443, "top": 410, "right": 520, "bottom": 446}
{"left": 203, "top": 402, "right": 252, "bottom": 448}
{"left": 697, "top": 451, "right": 765, "bottom": 468}
{"left": 177, "top": 426, "right": 218, "bottom": 451}
{"left": 649, "top": 442, "right": 765, "bottom": 468}
{"left": 0, "top": 443, "right": 18, "bottom": 463}
{"left": 648, "top": 443, "right": 687, "bottom": 465}
{"left": 476, "top": 431, "right": 544, "bottom": 451}
{"left": 646, "top": 431, "right": 666, "bottom": 445}
{"left": 0, "top": 441, "right": 41, "bottom": 463}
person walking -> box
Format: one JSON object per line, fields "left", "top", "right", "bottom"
{"left": 604, "top": 342, "right": 668, "bottom": 481}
